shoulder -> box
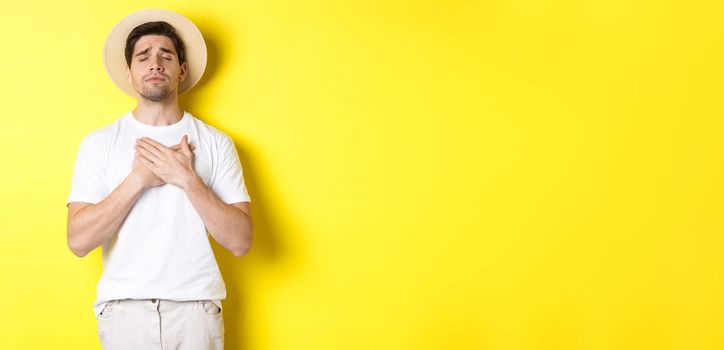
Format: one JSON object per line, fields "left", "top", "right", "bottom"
{"left": 78, "top": 116, "right": 122, "bottom": 150}
{"left": 187, "top": 113, "right": 235, "bottom": 146}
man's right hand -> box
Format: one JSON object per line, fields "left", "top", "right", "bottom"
{"left": 68, "top": 141, "right": 196, "bottom": 257}
{"left": 131, "top": 141, "right": 195, "bottom": 189}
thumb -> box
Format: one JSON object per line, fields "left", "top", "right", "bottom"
{"left": 181, "top": 135, "right": 191, "bottom": 154}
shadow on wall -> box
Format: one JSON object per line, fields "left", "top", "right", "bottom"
{"left": 178, "top": 16, "right": 303, "bottom": 350}
{"left": 210, "top": 140, "right": 289, "bottom": 350}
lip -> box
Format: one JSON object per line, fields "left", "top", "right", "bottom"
{"left": 146, "top": 76, "right": 166, "bottom": 82}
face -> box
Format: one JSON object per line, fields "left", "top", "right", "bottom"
{"left": 125, "top": 35, "right": 188, "bottom": 102}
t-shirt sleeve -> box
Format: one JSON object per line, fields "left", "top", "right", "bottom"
{"left": 210, "top": 135, "right": 251, "bottom": 204}
{"left": 66, "top": 135, "right": 109, "bottom": 207}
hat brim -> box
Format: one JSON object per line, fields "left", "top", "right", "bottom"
{"left": 103, "top": 9, "right": 207, "bottom": 97}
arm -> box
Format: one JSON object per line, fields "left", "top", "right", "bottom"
{"left": 135, "top": 135, "right": 253, "bottom": 257}
{"left": 67, "top": 141, "right": 195, "bottom": 257}
{"left": 183, "top": 177, "right": 253, "bottom": 257}
{"left": 66, "top": 175, "right": 145, "bottom": 257}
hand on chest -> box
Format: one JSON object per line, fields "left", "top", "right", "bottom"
{"left": 107, "top": 133, "right": 214, "bottom": 192}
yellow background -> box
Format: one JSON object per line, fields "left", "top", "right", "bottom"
{"left": 1, "top": 0, "right": 722, "bottom": 349}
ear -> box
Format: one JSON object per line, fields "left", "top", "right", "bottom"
{"left": 179, "top": 61, "right": 188, "bottom": 82}
{"left": 125, "top": 65, "right": 132, "bottom": 83}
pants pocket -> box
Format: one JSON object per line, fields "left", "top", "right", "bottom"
{"left": 201, "top": 300, "right": 222, "bottom": 317}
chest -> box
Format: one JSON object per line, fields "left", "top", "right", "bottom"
{"left": 105, "top": 131, "right": 214, "bottom": 193}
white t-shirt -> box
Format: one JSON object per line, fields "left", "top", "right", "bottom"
{"left": 66, "top": 111, "right": 251, "bottom": 319}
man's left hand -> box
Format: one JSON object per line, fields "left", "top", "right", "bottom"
{"left": 135, "top": 135, "right": 198, "bottom": 189}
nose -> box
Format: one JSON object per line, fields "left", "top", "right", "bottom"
{"left": 149, "top": 56, "right": 164, "bottom": 72}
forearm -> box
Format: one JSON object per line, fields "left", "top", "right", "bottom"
{"left": 68, "top": 175, "right": 145, "bottom": 256}
{"left": 182, "top": 175, "right": 252, "bottom": 257}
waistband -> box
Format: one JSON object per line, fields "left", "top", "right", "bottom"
{"left": 106, "top": 298, "right": 205, "bottom": 304}
{"left": 105, "top": 298, "right": 209, "bottom": 312}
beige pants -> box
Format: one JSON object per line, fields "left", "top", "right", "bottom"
{"left": 97, "top": 298, "right": 224, "bottom": 350}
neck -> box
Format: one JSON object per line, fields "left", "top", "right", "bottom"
{"left": 132, "top": 94, "right": 184, "bottom": 126}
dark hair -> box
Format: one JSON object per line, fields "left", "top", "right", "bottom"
{"left": 125, "top": 21, "right": 186, "bottom": 67}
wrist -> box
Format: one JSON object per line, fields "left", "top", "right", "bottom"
{"left": 126, "top": 172, "right": 148, "bottom": 192}
{"left": 181, "top": 173, "right": 206, "bottom": 193}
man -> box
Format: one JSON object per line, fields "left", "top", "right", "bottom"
{"left": 66, "top": 9, "right": 252, "bottom": 350}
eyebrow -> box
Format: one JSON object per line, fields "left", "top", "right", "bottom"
{"left": 134, "top": 47, "right": 176, "bottom": 57}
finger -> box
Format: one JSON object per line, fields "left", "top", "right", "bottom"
{"left": 139, "top": 137, "right": 172, "bottom": 155}
{"left": 137, "top": 153, "right": 158, "bottom": 169}
{"left": 135, "top": 144, "right": 161, "bottom": 163}
{"left": 136, "top": 152, "right": 147, "bottom": 162}
{"left": 136, "top": 139, "right": 166, "bottom": 159}
{"left": 181, "top": 135, "right": 192, "bottom": 155}
{"left": 169, "top": 143, "right": 195, "bottom": 151}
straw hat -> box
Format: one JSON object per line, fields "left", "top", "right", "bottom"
{"left": 103, "top": 9, "right": 207, "bottom": 96}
